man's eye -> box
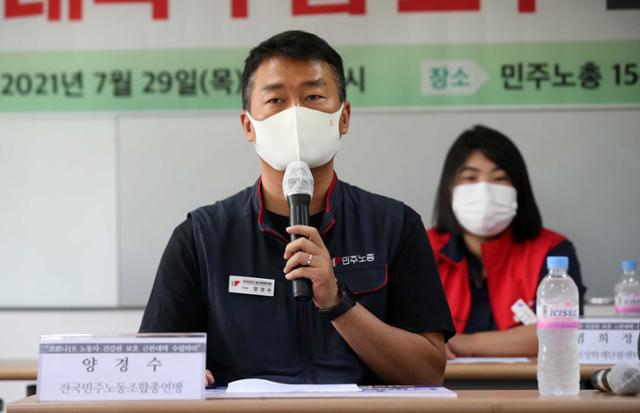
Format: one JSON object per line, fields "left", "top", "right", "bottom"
{"left": 306, "top": 95, "right": 323, "bottom": 101}
{"left": 266, "top": 98, "right": 283, "bottom": 104}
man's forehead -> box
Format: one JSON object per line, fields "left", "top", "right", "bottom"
{"left": 260, "top": 55, "right": 324, "bottom": 69}
{"left": 253, "top": 57, "right": 331, "bottom": 83}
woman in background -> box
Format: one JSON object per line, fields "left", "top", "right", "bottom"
{"left": 428, "top": 125, "right": 586, "bottom": 358}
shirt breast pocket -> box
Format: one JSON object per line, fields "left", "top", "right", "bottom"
{"left": 335, "top": 264, "right": 388, "bottom": 320}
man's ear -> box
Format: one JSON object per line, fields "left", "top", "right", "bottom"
{"left": 240, "top": 110, "right": 255, "bottom": 143}
{"left": 339, "top": 101, "right": 351, "bottom": 136}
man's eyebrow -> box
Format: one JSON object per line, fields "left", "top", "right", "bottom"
{"left": 260, "top": 82, "right": 284, "bottom": 92}
{"left": 260, "top": 79, "right": 326, "bottom": 92}
{"left": 302, "top": 79, "right": 326, "bottom": 88}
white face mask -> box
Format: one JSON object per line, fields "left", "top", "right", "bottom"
{"left": 246, "top": 104, "right": 344, "bottom": 171}
{"left": 452, "top": 182, "right": 518, "bottom": 237}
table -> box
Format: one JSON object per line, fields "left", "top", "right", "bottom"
{"left": 0, "top": 359, "right": 607, "bottom": 389}
{"left": 0, "top": 360, "right": 37, "bottom": 381}
{"left": 444, "top": 359, "right": 605, "bottom": 389}
{"left": 8, "top": 390, "right": 640, "bottom": 413}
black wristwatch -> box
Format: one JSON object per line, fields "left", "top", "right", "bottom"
{"left": 319, "top": 280, "right": 356, "bottom": 321}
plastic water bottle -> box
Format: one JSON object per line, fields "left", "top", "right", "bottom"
{"left": 536, "top": 256, "right": 580, "bottom": 396}
{"left": 614, "top": 259, "right": 640, "bottom": 316}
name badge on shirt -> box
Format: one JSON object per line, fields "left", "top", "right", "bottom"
{"left": 228, "top": 275, "right": 275, "bottom": 297}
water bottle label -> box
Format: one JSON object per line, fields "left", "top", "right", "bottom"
{"left": 536, "top": 302, "right": 579, "bottom": 329}
{"left": 615, "top": 293, "right": 640, "bottom": 314}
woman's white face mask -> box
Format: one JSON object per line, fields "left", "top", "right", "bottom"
{"left": 452, "top": 182, "right": 518, "bottom": 237}
{"left": 246, "top": 104, "right": 344, "bottom": 171}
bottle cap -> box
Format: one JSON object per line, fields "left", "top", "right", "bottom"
{"left": 547, "top": 256, "right": 569, "bottom": 270}
{"left": 621, "top": 259, "right": 637, "bottom": 272}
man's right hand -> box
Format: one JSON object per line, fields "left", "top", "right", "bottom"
{"left": 205, "top": 369, "right": 215, "bottom": 386}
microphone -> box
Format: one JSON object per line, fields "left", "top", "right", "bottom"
{"left": 282, "top": 161, "right": 314, "bottom": 301}
{"left": 591, "top": 363, "right": 640, "bottom": 396}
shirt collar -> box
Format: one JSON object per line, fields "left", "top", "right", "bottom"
{"left": 253, "top": 173, "right": 340, "bottom": 242}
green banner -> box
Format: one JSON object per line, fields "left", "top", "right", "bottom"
{"left": 0, "top": 40, "right": 638, "bottom": 112}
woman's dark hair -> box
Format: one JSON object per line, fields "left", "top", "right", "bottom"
{"left": 432, "top": 124, "right": 542, "bottom": 242}
{"left": 241, "top": 30, "right": 346, "bottom": 111}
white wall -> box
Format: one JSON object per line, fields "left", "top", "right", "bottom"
{"left": 115, "top": 113, "right": 260, "bottom": 305}
{"left": 0, "top": 116, "right": 118, "bottom": 307}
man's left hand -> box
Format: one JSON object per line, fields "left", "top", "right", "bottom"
{"left": 283, "top": 225, "right": 340, "bottom": 309}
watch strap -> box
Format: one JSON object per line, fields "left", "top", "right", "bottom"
{"left": 319, "top": 280, "right": 356, "bottom": 321}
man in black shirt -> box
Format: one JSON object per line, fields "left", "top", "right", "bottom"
{"left": 140, "top": 30, "right": 454, "bottom": 385}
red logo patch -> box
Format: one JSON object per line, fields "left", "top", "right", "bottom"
{"left": 233, "top": 280, "right": 241, "bottom": 287}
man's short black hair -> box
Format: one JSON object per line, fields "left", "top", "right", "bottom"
{"left": 432, "top": 125, "right": 543, "bottom": 242}
{"left": 241, "top": 30, "right": 346, "bottom": 111}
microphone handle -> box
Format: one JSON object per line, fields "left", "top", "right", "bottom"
{"left": 288, "top": 195, "right": 312, "bottom": 301}
{"left": 592, "top": 368, "right": 612, "bottom": 393}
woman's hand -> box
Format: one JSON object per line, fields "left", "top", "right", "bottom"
{"left": 445, "top": 344, "right": 457, "bottom": 360}
{"left": 446, "top": 334, "right": 476, "bottom": 358}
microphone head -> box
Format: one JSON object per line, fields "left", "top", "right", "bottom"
{"left": 608, "top": 363, "right": 640, "bottom": 396}
{"left": 282, "top": 161, "right": 314, "bottom": 199}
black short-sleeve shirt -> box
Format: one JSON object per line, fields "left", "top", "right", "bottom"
{"left": 140, "top": 179, "right": 454, "bottom": 384}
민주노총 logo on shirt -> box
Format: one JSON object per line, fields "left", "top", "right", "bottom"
{"left": 332, "top": 253, "right": 375, "bottom": 268}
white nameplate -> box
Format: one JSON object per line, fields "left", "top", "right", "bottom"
{"left": 578, "top": 318, "right": 639, "bottom": 364}
{"left": 229, "top": 275, "right": 275, "bottom": 297}
{"left": 37, "top": 333, "right": 206, "bottom": 401}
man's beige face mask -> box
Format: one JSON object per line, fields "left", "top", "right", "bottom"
{"left": 246, "top": 104, "right": 344, "bottom": 171}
